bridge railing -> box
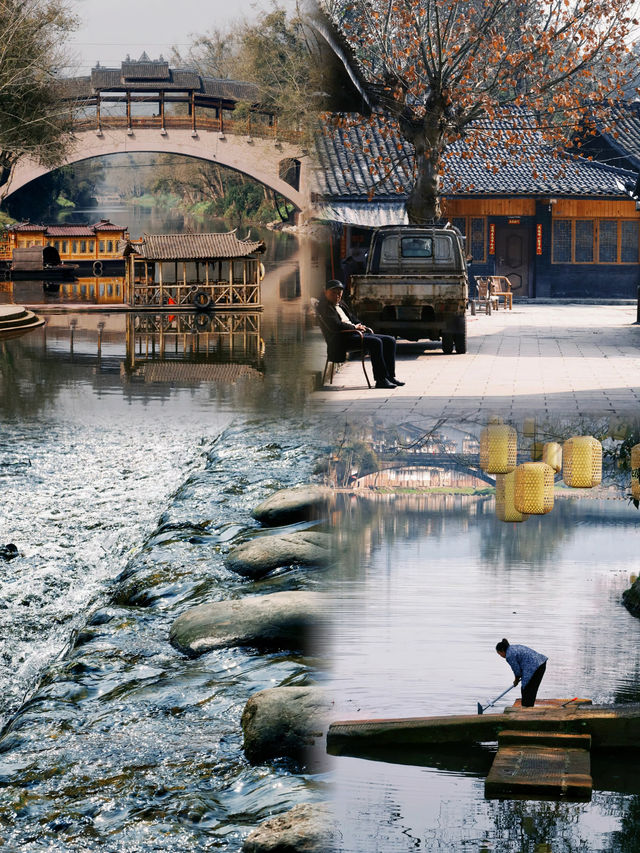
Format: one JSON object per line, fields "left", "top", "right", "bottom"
{"left": 73, "top": 115, "right": 303, "bottom": 143}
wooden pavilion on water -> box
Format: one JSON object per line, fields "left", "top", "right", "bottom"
{"left": 123, "top": 231, "right": 266, "bottom": 309}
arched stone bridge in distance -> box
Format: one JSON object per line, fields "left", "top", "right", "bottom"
{"left": 0, "top": 56, "right": 313, "bottom": 220}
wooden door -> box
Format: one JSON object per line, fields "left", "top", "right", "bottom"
{"left": 495, "top": 226, "right": 532, "bottom": 297}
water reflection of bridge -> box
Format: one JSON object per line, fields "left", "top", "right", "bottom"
{"left": 356, "top": 452, "right": 496, "bottom": 489}
{"left": 125, "top": 312, "right": 265, "bottom": 381}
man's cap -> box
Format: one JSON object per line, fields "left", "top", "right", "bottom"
{"left": 325, "top": 280, "right": 344, "bottom": 291}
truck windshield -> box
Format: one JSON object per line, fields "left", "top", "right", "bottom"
{"left": 401, "top": 237, "right": 433, "bottom": 258}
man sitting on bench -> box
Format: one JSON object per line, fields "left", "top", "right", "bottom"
{"left": 317, "top": 280, "right": 404, "bottom": 389}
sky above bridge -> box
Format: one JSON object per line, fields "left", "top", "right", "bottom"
{"left": 68, "top": 0, "right": 274, "bottom": 75}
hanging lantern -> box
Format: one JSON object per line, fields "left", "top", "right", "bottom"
{"left": 542, "top": 442, "right": 562, "bottom": 473}
{"left": 562, "top": 436, "right": 602, "bottom": 488}
{"left": 631, "top": 443, "right": 640, "bottom": 500}
{"left": 514, "top": 462, "right": 555, "bottom": 515}
{"left": 496, "top": 472, "right": 528, "bottom": 522}
{"left": 523, "top": 418, "right": 536, "bottom": 438}
{"left": 480, "top": 419, "right": 517, "bottom": 474}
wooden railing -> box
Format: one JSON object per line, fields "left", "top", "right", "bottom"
{"left": 73, "top": 115, "right": 303, "bottom": 143}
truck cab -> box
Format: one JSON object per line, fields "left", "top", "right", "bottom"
{"left": 350, "top": 225, "right": 469, "bottom": 353}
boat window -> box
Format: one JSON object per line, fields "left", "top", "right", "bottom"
{"left": 99, "top": 240, "right": 105, "bottom": 253}
{"left": 81, "top": 240, "right": 87, "bottom": 253}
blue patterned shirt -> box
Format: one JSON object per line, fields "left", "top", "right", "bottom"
{"left": 505, "top": 644, "right": 547, "bottom": 687}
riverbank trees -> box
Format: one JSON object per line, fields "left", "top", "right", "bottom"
{"left": 322, "top": 0, "right": 639, "bottom": 223}
{"left": 0, "top": 0, "right": 77, "bottom": 195}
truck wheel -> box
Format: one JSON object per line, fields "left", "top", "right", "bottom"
{"left": 441, "top": 334, "right": 454, "bottom": 354}
{"left": 454, "top": 332, "right": 467, "bottom": 354}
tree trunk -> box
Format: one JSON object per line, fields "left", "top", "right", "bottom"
{"left": 399, "top": 104, "right": 446, "bottom": 224}
{"left": 406, "top": 141, "right": 442, "bottom": 224}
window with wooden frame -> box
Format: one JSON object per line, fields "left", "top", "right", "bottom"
{"left": 552, "top": 218, "right": 640, "bottom": 264}
{"left": 450, "top": 216, "right": 486, "bottom": 262}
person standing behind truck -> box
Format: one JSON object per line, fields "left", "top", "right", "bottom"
{"left": 317, "top": 280, "right": 405, "bottom": 389}
{"left": 496, "top": 638, "right": 547, "bottom": 708}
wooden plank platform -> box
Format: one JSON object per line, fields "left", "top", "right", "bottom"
{"left": 498, "top": 729, "right": 591, "bottom": 750}
{"left": 326, "top": 702, "right": 640, "bottom": 755}
{"left": 485, "top": 743, "right": 592, "bottom": 801}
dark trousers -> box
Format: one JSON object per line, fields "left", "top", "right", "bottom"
{"left": 521, "top": 662, "right": 546, "bottom": 707}
{"left": 343, "top": 332, "right": 397, "bottom": 382}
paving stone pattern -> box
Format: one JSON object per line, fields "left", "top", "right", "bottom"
{"left": 313, "top": 304, "right": 640, "bottom": 421}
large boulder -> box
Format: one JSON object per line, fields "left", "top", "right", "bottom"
{"left": 225, "top": 531, "right": 332, "bottom": 579}
{"left": 251, "top": 486, "right": 332, "bottom": 527}
{"left": 623, "top": 578, "right": 640, "bottom": 617}
{"left": 170, "top": 591, "right": 326, "bottom": 656}
{"left": 241, "top": 685, "right": 332, "bottom": 765}
{"left": 243, "top": 802, "right": 337, "bottom": 853}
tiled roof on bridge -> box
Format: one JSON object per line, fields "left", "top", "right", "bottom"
{"left": 133, "top": 232, "right": 266, "bottom": 260}
{"left": 88, "top": 57, "right": 259, "bottom": 102}
{"left": 316, "top": 111, "right": 637, "bottom": 204}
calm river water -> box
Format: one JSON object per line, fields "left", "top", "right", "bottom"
{"left": 328, "top": 494, "right": 640, "bottom": 852}
{"left": 0, "top": 206, "right": 329, "bottom": 850}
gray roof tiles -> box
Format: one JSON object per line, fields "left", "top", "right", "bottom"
{"left": 317, "top": 111, "right": 637, "bottom": 201}
{"left": 133, "top": 232, "right": 266, "bottom": 260}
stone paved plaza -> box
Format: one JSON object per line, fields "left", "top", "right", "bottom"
{"left": 312, "top": 303, "right": 640, "bottom": 423}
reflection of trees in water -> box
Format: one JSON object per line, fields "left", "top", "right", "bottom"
{"left": 479, "top": 501, "right": 577, "bottom": 570}
{"left": 612, "top": 794, "right": 640, "bottom": 852}
{"left": 485, "top": 798, "right": 591, "bottom": 852}
{"left": 334, "top": 492, "right": 636, "bottom": 578}
{"left": 0, "top": 339, "right": 62, "bottom": 418}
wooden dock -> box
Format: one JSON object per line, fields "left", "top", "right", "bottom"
{"left": 327, "top": 701, "right": 640, "bottom": 755}
{"left": 485, "top": 729, "right": 593, "bottom": 801}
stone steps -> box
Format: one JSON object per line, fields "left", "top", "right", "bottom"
{"left": 0, "top": 305, "right": 44, "bottom": 340}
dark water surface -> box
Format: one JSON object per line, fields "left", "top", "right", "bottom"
{"left": 329, "top": 494, "right": 640, "bottom": 852}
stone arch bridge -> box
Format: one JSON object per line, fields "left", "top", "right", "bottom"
{"left": 1, "top": 56, "right": 313, "bottom": 219}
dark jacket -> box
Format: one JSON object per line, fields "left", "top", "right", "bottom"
{"left": 316, "top": 293, "right": 361, "bottom": 360}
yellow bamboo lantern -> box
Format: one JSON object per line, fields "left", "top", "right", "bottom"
{"left": 514, "top": 462, "right": 555, "bottom": 515}
{"left": 631, "top": 443, "right": 640, "bottom": 500}
{"left": 542, "top": 442, "right": 562, "bottom": 474}
{"left": 523, "top": 418, "right": 536, "bottom": 438}
{"left": 480, "top": 419, "right": 517, "bottom": 474}
{"left": 496, "top": 472, "right": 528, "bottom": 522}
{"left": 562, "top": 436, "right": 602, "bottom": 488}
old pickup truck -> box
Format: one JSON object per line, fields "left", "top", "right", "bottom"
{"left": 349, "top": 225, "right": 469, "bottom": 353}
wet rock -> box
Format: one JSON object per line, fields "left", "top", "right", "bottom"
{"left": 243, "top": 802, "right": 337, "bottom": 853}
{"left": 251, "top": 486, "right": 332, "bottom": 527}
{"left": 170, "top": 591, "right": 325, "bottom": 656}
{"left": 623, "top": 578, "right": 640, "bottom": 617}
{"left": 0, "top": 543, "right": 18, "bottom": 561}
{"left": 225, "top": 531, "right": 332, "bottom": 579}
{"left": 241, "top": 685, "right": 332, "bottom": 765}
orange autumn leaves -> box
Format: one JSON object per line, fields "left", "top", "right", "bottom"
{"left": 323, "top": 0, "right": 638, "bottom": 221}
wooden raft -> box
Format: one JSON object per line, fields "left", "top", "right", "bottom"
{"left": 485, "top": 726, "right": 593, "bottom": 801}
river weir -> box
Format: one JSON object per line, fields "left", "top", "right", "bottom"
{"left": 0, "top": 209, "right": 334, "bottom": 850}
